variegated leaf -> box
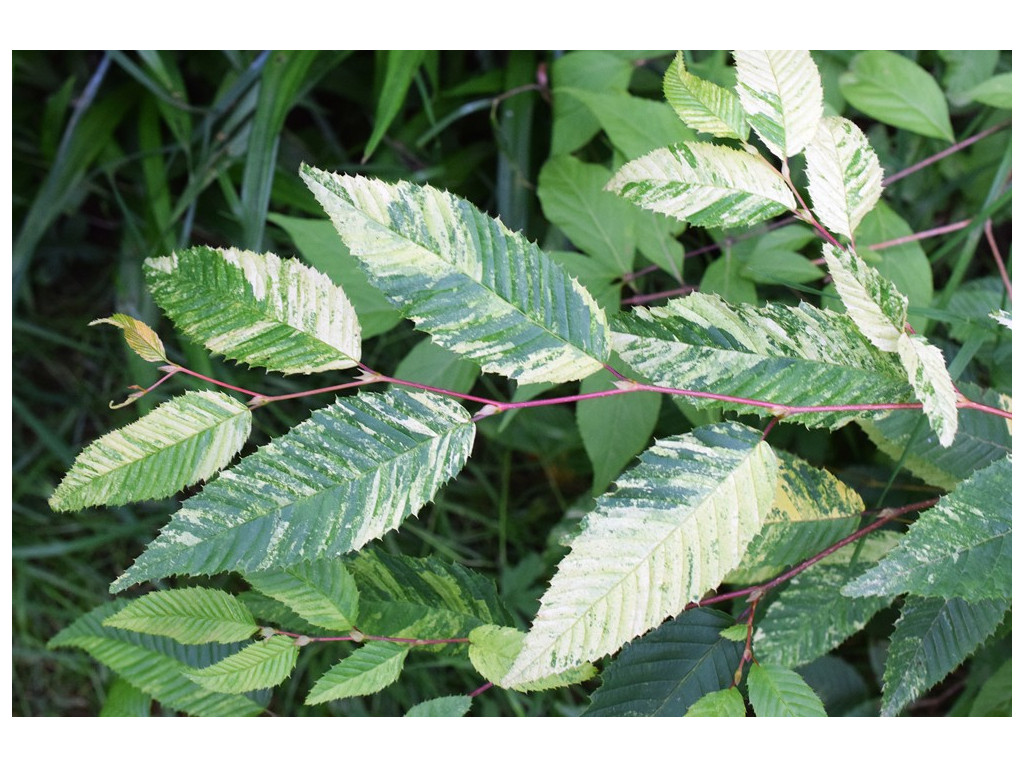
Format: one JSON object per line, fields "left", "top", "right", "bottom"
{"left": 606, "top": 141, "right": 796, "bottom": 229}
{"left": 145, "top": 246, "right": 361, "bottom": 375}
{"left": 468, "top": 625, "right": 597, "bottom": 692}
{"left": 110, "top": 390, "right": 475, "bottom": 592}
{"left": 301, "top": 165, "right": 609, "bottom": 385}
{"left": 805, "top": 116, "right": 884, "bottom": 240}
{"left": 663, "top": 51, "right": 748, "bottom": 140}
{"left": 502, "top": 422, "right": 777, "bottom": 688}
{"left": 89, "top": 314, "right": 168, "bottom": 363}
{"left": 733, "top": 50, "right": 824, "bottom": 159}
{"left": 823, "top": 243, "right": 907, "bottom": 352}
{"left": 896, "top": 333, "right": 959, "bottom": 447}
{"left": 49, "top": 390, "right": 251, "bottom": 512}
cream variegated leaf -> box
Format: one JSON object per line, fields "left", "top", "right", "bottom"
{"left": 733, "top": 50, "right": 823, "bottom": 159}
{"left": 823, "top": 243, "right": 907, "bottom": 352}
{"left": 606, "top": 142, "right": 796, "bottom": 229}
{"left": 89, "top": 314, "right": 168, "bottom": 363}
{"left": 663, "top": 51, "right": 748, "bottom": 140}
{"left": 897, "top": 333, "right": 959, "bottom": 447}
{"left": 301, "top": 165, "right": 609, "bottom": 385}
{"left": 501, "top": 422, "right": 777, "bottom": 688}
{"left": 49, "top": 391, "right": 252, "bottom": 512}
{"left": 145, "top": 246, "right": 361, "bottom": 375}
{"left": 805, "top": 116, "right": 884, "bottom": 240}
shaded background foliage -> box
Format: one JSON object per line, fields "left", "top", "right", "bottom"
{"left": 12, "top": 50, "right": 1010, "bottom": 716}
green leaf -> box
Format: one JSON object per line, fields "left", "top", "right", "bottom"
{"left": 405, "top": 695, "right": 473, "bottom": 717}
{"left": 804, "top": 116, "right": 884, "bottom": 240}
{"left": 719, "top": 624, "right": 749, "bottom": 643}
{"left": 962, "top": 73, "right": 1012, "bottom": 109}
{"left": 940, "top": 50, "right": 999, "bottom": 106}
{"left": 99, "top": 677, "right": 151, "bottom": 717}
{"left": 104, "top": 587, "right": 258, "bottom": 644}
{"left": 663, "top": 51, "right": 748, "bottom": 140}
{"left": 881, "top": 596, "right": 1009, "bottom": 716}
{"left": 302, "top": 165, "right": 610, "bottom": 385}
{"left": 895, "top": 333, "right": 958, "bottom": 447}
{"left": 733, "top": 50, "right": 823, "bottom": 159}
{"left": 607, "top": 141, "right": 797, "bottom": 229}
{"left": 550, "top": 51, "right": 636, "bottom": 155}
{"left": 111, "top": 390, "right": 474, "bottom": 591}
{"left": 469, "top": 625, "right": 596, "bottom": 692}
{"left": 583, "top": 608, "right": 744, "bottom": 716}
{"left": 305, "top": 642, "right": 408, "bottom": 705}
{"left": 392, "top": 338, "right": 480, "bottom": 397}
{"left": 89, "top": 314, "right": 168, "bottom": 363}
{"left": 187, "top": 634, "right": 299, "bottom": 694}
{"left": 684, "top": 687, "right": 746, "bottom": 717}
{"left": 244, "top": 559, "right": 359, "bottom": 632}
{"left": 823, "top": 243, "right": 907, "bottom": 353}
{"left": 969, "top": 658, "right": 1012, "bottom": 716}
{"left": 363, "top": 51, "right": 426, "bottom": 163}
{"left": 840, "top": 51, "right": 954, "bottom": 142}
{"left": 843, "top": 457, "right": 1011, "bottom": 602}
{"left": 503, "top": 422, "right": 777, "bottom": 688}
{"left": 145, "top": 246, "right": 361, "bottom": 374}
{"left": 49, "top": 391, "right": 251, "bottom": 512}
{"left": 747, "top": 663, "right": 827, "bottom": 717}
{"left": 612, "top": 293, "right": 916, "bottom": 430}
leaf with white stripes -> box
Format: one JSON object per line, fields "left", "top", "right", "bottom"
{"left": 49, "top": 390, "right": 251, "bottom": 512}
{"left": 103, "top": 587, "right": 259, "bottom": 644}
{"left": 301, "top": 165, "right": 609, "bottom": 385}
{"left": 733, "top": 50, "right": 823, "bottom": 159}
{"left": 823, "top": 243, "right": 907, "bottom": 352}
{"left": 663, "top": 52, "right": 748, "bottom": 140}
{"left": 145, "top": 246, "right": 360, "bottom": 375}
{"left": 187, "top": 635, "right": 299, "bottom": 694}
{"left": 805, "top": 116, "right": 884, "bottom": 240}
{"left": 501, "top": 422, "right": 777, "bottom": 688}
{"left": 110, "top": 389, "right": 475, "bottom": 592}
{"left": 606, "top": 141, "right": 796, "bottom": 229}
{"left": 896, "top": 333, "right": 958, "bottom": 447}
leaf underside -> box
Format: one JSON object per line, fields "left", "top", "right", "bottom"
{"left": 305, "top": 642, "right": 409, "bottom": 705}
{"left": 103, "top": 587, "right": 258, "bottom": 645}
{"left": 187, "top": 635, "right": 299, "bottom": 694}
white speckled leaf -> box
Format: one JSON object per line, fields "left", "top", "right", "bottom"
{"left": 733, "top": 50, "right": 823, "bottom": 159}
{"left": 145, "top": 246, "right": 361, "bottom": 375}
{"left": 823, "top": 244, "right": 907, "bottom": 353}
{"left": 606, "top": 141, "right": 796, "bottom": 229}
{"left": 896, "top": 333, "right": 959, "bottom": 447}
{"left": 110, "top": 390, "right": 475, "bottom": 592}
{"left": 501, "top": 422, "right": 777, "bottom": 688}
{"left": 663, "top": 52, "right": 748, "bottom": 140}
{"left": 49, "top": 391, "right": 251, "bottom": 512}
{"left": 301, "top": 165, "right": 609, "bottom": 385}
{"left": 805, "top": 116, "right": 884, "bottom": 240}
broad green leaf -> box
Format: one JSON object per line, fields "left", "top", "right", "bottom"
{"left": 363, "top": 51, "right": 426, "bottom": 163}
{"left": 503, "top": 422, "right": 777, "bottom": 687}
{"left": 747, "top": 663, "right": 827, "bottom": 717}
{"left": 48, "top": 600, "right": 265, "bottom": 716}
{"left": 881, "top": 596, "right": 1009, "bottom": 717}
{"left": 896, "top": 333, "right": 958, "bottom": 447}
{"left": 663, "top": 51, "right": 748, "bottom": 140}
{"left": 405, "top": 695, "right": 473, "bottom": 717}
{"left": 469, "top": 625, "right": 596, "bottom": 692}
{"left": 89, "top": 314, "right": 168, "bottom": 363}
{"left": 733, "top": 50, "right": 823, "bottom": 159}
{"left": 823, "top": 243, "right": 907, "bottom": 353}
{"left": 839, "top": 51, "right": 954, "bottom": 142}
{"left": 939, "top": 51, "right": 1000, "bottom": 106}
{"left": 49, "top": 391, "right": 251, "bottom": 512}
{"left": 187, "top": 635, "right": 299, "bottom": 694}
{"left": 804, "top": 117, "right": 884, "bottom": 240}
{"left": 732, "top": 224, "right": 822, "bottom": 287}
{"left": 962, "top": 73, "right": 1012, "bottom": 109}
{"left": 104, "top": 587, "right": 258, "bottom": 644}
{"left": 111, "top": 390, "right": 474, "bottom": 591}
{"left": 305, "top": 642, "right": 408, "bottom": 705}
{"left": 797, "top": 655, "right": 873, "bottom": 717}
{"left": 302, "top": 165, "right": 610, "bottom": 385}
{"left": 99, "top": 677, "right": 151, "bottom": 717}
{"left": 550, "top": 51, "right": 635, "bottom": 156}
{"left": 613, "top": 293, "right": 916, "bottom": 430}
{"left": 699, "top": 250, "right": 758, "bottom": 305}
{"left": 392, "top": 338, "right": 480, "bottom": 397}
{"left": 145, "top": 246, "right": 361, "bottom": 374}
{"left": 244, "top": 559, "right": 359, "bottom": 632}
{"left": 607, "top": 141, "right": 797, "bottom": 229}
{"left": 684, "top": 687, "right": 746, "bottom": 717}
{"left": 583, "top": 608, "right": 744, "bottom": 716}
{"left": 843, "top": 457, "right": 1011, "bottom": 602}
{"left": 969, "top": 658, "right": 1012, "bottom": 716}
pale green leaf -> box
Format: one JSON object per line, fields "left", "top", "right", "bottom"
{"left": 503, "top": 422, "right": 777, "bottom": 688}
{"left": 550, "top": 51, "right": 635, "bottom": 156}
{"left": 804, "top": 117, "right": 884, "bottom": 240}
{"left": 244, "top": 559, "right": 359, "bottom": 632}
{"left": 613, "top": 293, "right": 915, "bottom": 430}
{"left": 111, "top": 390, "right": 474, "bottom": 591}
{"left": 363, "top": 51, "right": 426, "bottom": 163}
{"left": 583, "top": 608, "right": 744, "bottom": 717}
{"left": 89, "top": 313, "right": 168, "bottom": 363}
{"left": 823, "top": 243, "right": 907, "bottom": 353}
{"left": 104, "top": 587, "right": 258, "bottom": 645}
{"left": 302, "top": 165, "right": 610, "bottom": 385}
{"left": 392, "top": 338, "right": 480, "bottom": 397}
{"left": 962, "top": 73, "right": 1012, "bottom": 109}
{"left": 606, "top": 141, "right": 796, "bottom": 229}
{"left": 145, "top": 246, "right": 361, "bottom": 375}
{"left": 469, "top": 625, "right": 596, "bottom": 692}
{"left": 881, "top": 596, "right": 1009, "bottom": 716}
{"left": 304, "top": 642, "right": 408, "bottom": 705}
{"left": 99, "top": 677, "right": 151, "bottom": 717}
{"left": 663, "top": 51, "right": 748, "bottom": 140}
{"left": 405, "top": 695, "right": 473, "bottom": 717}
{"left": 733, "top": 50, "right": 823, "bottom": 159}
{"left": 187, "top": 635, "right": 299, "bottom": 694}
{"left": 49, "top": 391, "right": 251, "bottom": 512}
{"left": 718, "top": 624, "right": 749, "bottom": 642}
{"left": 842, "top": 457, "right": 1011, "bottom": 602}
{"left": 684, "top": 687, "right": 746, "bottom": 717}
{"left": 747, "top": 663, "right": 827, "bottom": 717}
{"left": 896, "top": 333, "right": 958, "bottom": 447}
